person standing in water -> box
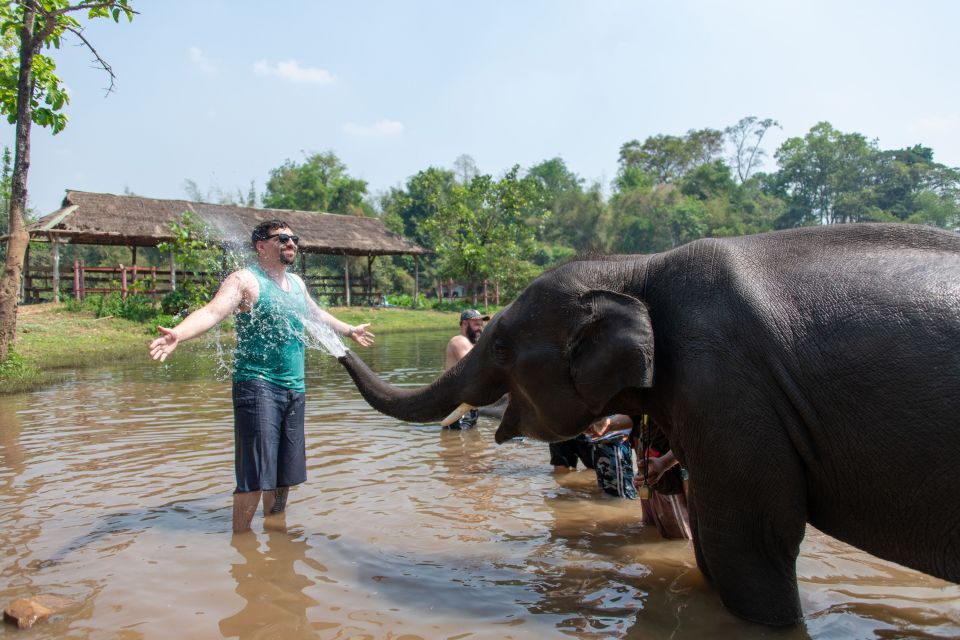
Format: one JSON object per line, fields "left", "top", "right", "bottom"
{"left": 149, "top": 219, "right": 375, "bottom": 533}
{"left": 443, "top": 308, "right": 489, "bottom": 429}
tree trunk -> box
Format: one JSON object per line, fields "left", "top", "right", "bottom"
{"left": 0, "top": 8, "right": 37, "bottom": 362}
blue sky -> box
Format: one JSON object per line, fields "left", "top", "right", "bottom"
{"left": 10, "top": 0, "right": 960, "bottom": 217}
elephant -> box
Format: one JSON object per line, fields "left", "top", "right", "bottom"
{"left": 337, "top": 223, "right": 960, "bottom": 626}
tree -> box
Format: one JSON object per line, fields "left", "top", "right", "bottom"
{"left": 618, "top": 128, "right": 724, "bottom": 184}
{"left": 609, "top": 183, "right": 709, "bottom": 254}
{"left": 184, "top": 177, "right": 258, "bottom": 207}
{"left": 771, "top": 122, "right": 879, "bottom": 226}
{"left": 419, "top": 166, "right": 548, "bottom": 299}
{"left": 452, "top": 153, "right": 479, "bottom": 185}
{"left": 0, "top": 0, "right": 135, "bottom": 362}
{"left": 379, "top": 167, "right": 458, "bottom": 244}
{"left": 725, "top": 116, "right": 780, "bottom": 183}
{"left": 872, "top": 145, "right": 960, "bottom": 226}
{"left": 262, "top": 151, "right": 369, "bottom": 215}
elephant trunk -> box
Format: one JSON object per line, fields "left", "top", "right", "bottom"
{"left": 337, "top": 350, "right": 467, "bottom": 424}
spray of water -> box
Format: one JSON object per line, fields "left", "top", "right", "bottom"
{"left": 184, "top": 217, "right": 349, "bottom": 367}
{"left": 300, "top": 315, "right": 348, "bottom": 358}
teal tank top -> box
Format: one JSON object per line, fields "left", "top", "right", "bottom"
{"left": 233, "top": 265, "right": 308, "bottom": 392}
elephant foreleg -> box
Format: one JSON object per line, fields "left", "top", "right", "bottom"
{"left": 687, "top": 489, "right": 712, "bottom": 584}
{"left": 687, "top": 450, "right": 808, "bottom": 626}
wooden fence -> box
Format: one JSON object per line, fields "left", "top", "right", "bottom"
{"left": 22, "top": 262, "right": 383, "bottom": 307}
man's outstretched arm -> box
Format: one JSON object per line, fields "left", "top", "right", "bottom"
{"left": 293, "top": 274, "right": 375, "bottom": 347}
{"left": 149, "top": 271, "right": 249, "bottom": 362}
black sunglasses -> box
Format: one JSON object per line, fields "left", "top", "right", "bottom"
{"left": 263, "top": 232, "right": 300, "bottom": 246}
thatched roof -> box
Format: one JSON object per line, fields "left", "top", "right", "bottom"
{"left": 24, "top": 190, "right": 428, "bottom": 257}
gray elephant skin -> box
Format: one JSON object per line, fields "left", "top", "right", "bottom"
{"left": 338, "top": 223, "right": 960, "bottom": 626}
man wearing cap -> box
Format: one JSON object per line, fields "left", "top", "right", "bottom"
{"left": 444, "top": 308, "right": 489, "bottom": 429}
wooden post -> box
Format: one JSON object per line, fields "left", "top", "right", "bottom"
{"left": 367, "top": 255, "right": 374, "bottom": 304}
{"left": 413, "top": 255, "right": 420, "bottom": 307}
{"left": 483, "top": 279, "right": 488, "bottom": 309}
{"left": 169, "top": 253, "right": 177, "bottom": 291}
{"left": 130, "top": 246, "right": 138, "bottom": 285}
{"left": 437, "top": 278, "right": 443, "bottom": 301}
{"left": 73, "top": 259, "right": 80, "bottom": 301}
{"left": 343, "top": 255, "right": 351, "bottom": 307}
{"left": 448, "top": 278, "right": 454, "bottom": 303}
{"left": 120, "top": 265, "right": 128, "bottom": 301}
{"left": 496, "top": 280, "right": 500, "bottom": 305}
{"left": 80, "top": 259, "right": 86, "bottom": 301}
{"left": 299, "top": 250, "right": 306, "bottom": 275}
{"left": 51, "top": 235, "right": 61, "bottom": 303}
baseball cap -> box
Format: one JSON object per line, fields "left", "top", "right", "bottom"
{"left": 460, "top": 309, "right": 490, "bottom": 322}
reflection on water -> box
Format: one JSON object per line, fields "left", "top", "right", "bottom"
{"left": 220, "top": 527, "right": 322, "bottom": 639}
{"left": 0, "top": 329, "right": 957, "bottom": 639}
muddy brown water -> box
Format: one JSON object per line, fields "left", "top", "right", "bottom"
{"left": 1, "top": 330, "right": 957, "bottom": 639}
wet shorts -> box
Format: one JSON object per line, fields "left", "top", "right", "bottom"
{"left": 232, "top": 379, "right": 306, "bottom": 493}
{"left": 549, "top": 434, "right": 595, "bottom": 469}
{"left": 593, "top": 437, "right": 638, "bottom": 499}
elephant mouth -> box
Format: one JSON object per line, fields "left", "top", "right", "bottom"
{"left": 494, "top": 399, "right": 523, "bottom": 444}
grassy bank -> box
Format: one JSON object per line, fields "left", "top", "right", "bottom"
{"left": 0, "top": 302, "right": 482, "bottom": 394}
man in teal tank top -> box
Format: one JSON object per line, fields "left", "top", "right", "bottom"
{"left": 149, "top": 219, "right": 375, "bottom": 533}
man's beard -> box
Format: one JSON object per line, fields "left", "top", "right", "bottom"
{"left": 466, "top": 326, "right": 482, "bottom": 344}
{"left": 279, "top": 250, "right": 296, "bottom": 266}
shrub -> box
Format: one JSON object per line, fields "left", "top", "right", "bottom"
{"left": 0, "top": 351, "right": 35, "bottom": 379}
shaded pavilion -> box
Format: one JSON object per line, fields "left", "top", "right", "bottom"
{"left": 21, "top": 190, "right": 428, "bottom": 304}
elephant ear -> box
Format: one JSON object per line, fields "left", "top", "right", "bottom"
{"left": 568, "top": 289, "right": 654, "bottom": 413}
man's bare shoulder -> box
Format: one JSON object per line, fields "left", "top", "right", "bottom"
{"left": 447, "top": 334, "right": 471, "bottom": 349}
{"left": 225, "top": 267, "right": 254, "bottom": 285}
{"left": 223, "top": 268, "right": 257, "bottom": 309}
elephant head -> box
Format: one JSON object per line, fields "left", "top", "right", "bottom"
{"left": 338, "top": 261, "right": 655, "bottom": 442}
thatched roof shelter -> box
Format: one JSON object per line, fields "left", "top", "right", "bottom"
{"left": 25, "top": 190, "right": 427, "bottom": 257}
{"left": 12, "top": 190, "right": 428, "bottom": 305}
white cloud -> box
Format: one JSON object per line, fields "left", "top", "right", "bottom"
{"left": 252, "top": 59, "right": 335, "bottom": 85}
{"left": 342, "top": 119, "right": 405, "bottom": 137}
{"left": 189, "top": 47, "right": 218, "bottom": 73}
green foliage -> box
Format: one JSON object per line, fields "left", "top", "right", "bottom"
{"left": 618, "top": 128, "right": 725, "bottom": 184}
{"left": 769, "top": 123, "right": 960, "bottom": 229}
{"left": 529, "top": 159, "right": 611, "bottom": 254}
{"left": 0, "top": 349, "right": 34, "bottom": 379}
{"left": 771, "top": 122, "right": 879, "bottom": 226}
{"left": 379, "top": 167, "right": 459, "bottom": 244}
{"left": 0, "top": 24, "right": 68, "bottom": 133}
{"left": 184, "top": 178, "right": 258, "bottom": 207}
{"left": 907, "top": 190, "right": 960, "bottom": 230}
{"left": 0, "top": 1, "right": 134, "bottom": 135}
{"left": 419, "top": 166, "right": 549, "bottom": 293}
{"left": 262, "top": 151, "right": 369, "bottom": 215}
{"left": 385, "top": 293, "right": 416, "bottom": 308}
{"left": 157, "top": 211, "right": 235, "bottom": 314}
{"left": 63, "top": 291, "right": 159, "bottom": 324}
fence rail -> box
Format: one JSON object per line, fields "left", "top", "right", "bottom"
{"left": 22, "top": 263, "right": 382, "bottom": 307}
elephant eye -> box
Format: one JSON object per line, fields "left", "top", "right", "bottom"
{"left": 491, "top": 338, "right": 511, "bottom": 364}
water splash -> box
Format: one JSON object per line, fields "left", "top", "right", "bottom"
{"left": 301, "top": 316, "right": 347, "bottom": 358}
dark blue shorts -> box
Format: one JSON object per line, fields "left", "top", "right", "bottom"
{"left": 232, "top": 379, "right": 306, "bottom": 493}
